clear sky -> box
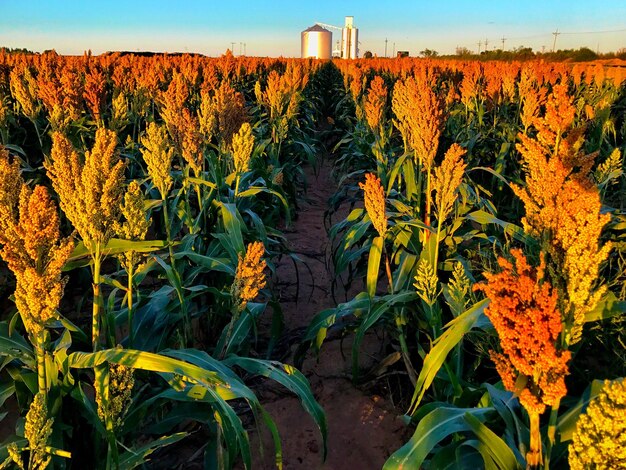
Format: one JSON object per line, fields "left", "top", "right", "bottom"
{"left": 1, "top": 0, "right": 625, "bottom": 56}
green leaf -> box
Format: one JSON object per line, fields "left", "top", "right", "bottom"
{"left": 557, "top": 379, "right": 607, "bottom": 442}
{"left": 0, "top": 322, "right": 35, "bottom": 368}
{"left": 383, "top": 406, "right": 492, "bottom": 470}
{"left": 367, "top": 236, "right": 384, "bottom": 297}
{"left": 464, "top": 412, "right": 523, "bottom": 469}
{"left": 65, "top": 238, "right": 167, "bottom": 270}
{"left": 67, "top": 348, "right": 242, "bottom": 401}
{"left": 174, "top": 251, "right": 235, "bottom": 276}
{"left": 118, "top": 433, "right": 188, "bottom": 469}
{"left": 187, "top": 176, "right": 218, "bottom": 190}
{"left": 352, "top": 291, "right": 418, "bottom": 380}
{"left": 223, "top": 356, "right": 327, "bottom": 459}
{"left": 408, "top": 299, "right": 490, "bottom": 415}
{"left": 584, "top": 291, "right": 626, "bottom": 323}
{"left": 218, "top": 202, "right": 245, "bottom": 255}
{"left": 237, "top": 187, "right": 291, "bottom": 225}
{"left": 464, "top": 211, "right": 527, "bottom": 243}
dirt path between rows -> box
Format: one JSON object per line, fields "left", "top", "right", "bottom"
{"left": 247, "top": 156, "right": 408, "bottom": 469}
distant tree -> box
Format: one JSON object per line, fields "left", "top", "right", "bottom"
{"left": 1, "top": 47, "right": 35, "bottom": 54}
{"left": 571, "top": 47, "right": 599, "bottom": 61}
{"left": 420, "top": 48, "right": 438, "bottom": 57}
{"left": 363, "top": 50, "right": 373, "bottom": 59}
{"left": 455, "top": 46, "right": 473, "bottom": 57}
{"left": 513, "top": 46, "right": 535, "bottom": 60}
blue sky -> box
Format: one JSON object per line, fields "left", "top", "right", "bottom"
{"left": 1, "top": 0, "right": 625, "bottom": 56}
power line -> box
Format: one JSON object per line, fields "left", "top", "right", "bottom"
{"left": 560, "top": 27, "right": 626, "bottom": 35}
{"left": 552, "top": 29, "right": 560, "bottom": 52}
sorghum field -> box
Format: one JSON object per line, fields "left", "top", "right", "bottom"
{"left": 0, "top": 51, "right": 625, "bottom": 469}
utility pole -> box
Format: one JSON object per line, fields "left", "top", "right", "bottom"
{"left": 230, "top": 42, "right": 235, "bottom": 53}
{"left": 552, "top": 29, "right": 560, "bottom": 52}
{"left": 477, "top": 40, "right": 482, "bottom": 54}
{"left": 484, "top": 38, "right": 489, "bottom": 50}
{"left": 385, "top": 38, "right": 388, "bottom": 58}
{"left": 393, "top": 42, "right": 395, "bottom": 58}
{"left": 244, "top": 43, "right": 247, "bottom": 55}
{"left": 501, "top": 37, "right": 506, "bottom": 50}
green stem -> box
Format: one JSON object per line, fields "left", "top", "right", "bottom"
{"left": 397, "top": 326, "right": 417, "bottom": 386}
{"left": 92, "top": 242, "right": 102, "bottom": 352}
{"left": 127, "top": 264, "right": 134, "bottom": 349}
{"left": 424, "top": 168, "right": 432, "bottom": 235}
{"left": 162, "top": 198, "right": 175, "bottom": 264}
{"left": 433, "top": 219, "right": 443, "bottom": 274}
{"left": 234, "top": 174, "right": 241, "bottom": 198}
{"left": 220, "top": 305, "right": 242, "bottom": 359}
{"left": 384, "top": 250, "right": 394, "bottom": 294}
{"left": 162, "top": 196, "right": 190, "bottom": 346}
{"left": 35, "top": 333, "right": 47, "bottom": 398}
{"left": 544, "top": 400, "right": 561, "bottom": 470}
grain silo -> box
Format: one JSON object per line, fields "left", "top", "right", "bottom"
{"left": 341, "top": 16, "right": 358, "bottom": 59}
{"left": 301, "top": 25, "right": 332, "bottom": 59}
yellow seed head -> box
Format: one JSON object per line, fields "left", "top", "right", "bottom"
{"left": 141, "top": 122, "right": 174, "bottom": 199}
{"left": 198, "top": 91, "right": 217, "bottom": 142}
{"left": 0, "top": 146, "right": 23, "bottom": 237}
{"left": 569, "top": 379, "right": 626, "bottom": 469}
{"left": 594, "top": 148, "right": 622, "bottom": 186}
{"left": 115, "top": 181, "right": 150, "bottom": 273}
{"left": 111, "top": 91, "right": 129, "bottom": 130}
{"left": 414, "top": 258, "right": 439, "bottom": 306}
{"left": 364, "top": 76, "right": 388, "bottom": 135}
{"left": 47, "top": 129, "right": 126, "bottom": 251}
{"left": 180, "top": 109, "right": 204, "bottom": 176}
{"left": 513, "top": 85, "right": 611, "bottom": 345}
{"left": 0, "top": 95, "right": 10, "bottom": 128}
{"left": 231, "top": 241, "right": 267, "bottom": 311}
{"left": 96, "top": 361, "right": 134, "bottom": 431}
{"left": 232, "top": 122, "right": 254, "bottom": 175}
{"left": 432, "top": 144, "right": 467, "bottom": 223}
{"left": 9, "top": 65, "right": 39, "bottom": 120}
{"left": 7, "top": 442, "right": 24, "bottom": 470}
{"left": 446, "top": 262, "right": 471, "bottom": 316}
{"left": 0, "top": 182, "right": 73, "bottom": 338}
{"left": 359, "top": 173, "right": 387, "bottom": 238}
{"left": 25, "top": 392, "right": 53, "bottom": 470}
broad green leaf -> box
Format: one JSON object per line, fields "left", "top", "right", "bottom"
{"left": 67, "top": 348, "right": 239, "bottom": 400}
{"left": 174, "top": 251, "right": 235, "bottom": 276}
{"left": 464, "top": 412, "right": 523, "bottom": 469}
{"left": 367, "top": 236, "right": 384, "bottom": 297}
{"left": 557, "top": 379, "right": 607, "bottom": 441}
{"left": 118, "top": 432, "right": 188, "bottom": 469}
{"left": 464, "top": 211, "right": 527, "bottom": 243}
{"left": 352, "top": 291, "right": 418, "bottom": 379}
{"left": 223, "top": 356, "right": 327, "bottom": 459}
{"left": 65, "top": 238, "right": 167, "bottom": 270}
{"left": 218, "top": 202, "right": 245, "bottom": 255}
{"left": 383, "top": 406, "right": 492, "bottom": 470}
{"left": 584, "top": 291, "right": 626, "bottom": 323}
{"left": 409, "top": 299, "right": 490, "bottom": 415}
{"left": 187, "top": 176, "right": 218, "bottom": 190}
{"left": 0, "top": 322, "right": 35, "bottom": 368}
{"left": 237, "top": 187, "right": 291, "bottom": 225}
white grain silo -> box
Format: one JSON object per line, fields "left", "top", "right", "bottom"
{"left": 301, "top": 25, "right": 332, "bottom": 59}
{"left": 341, "top": 16, "right": 358, "bottom": 59}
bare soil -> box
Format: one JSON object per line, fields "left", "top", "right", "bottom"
{"left": 245, "top": 157, "right": 408, "bottom": 469}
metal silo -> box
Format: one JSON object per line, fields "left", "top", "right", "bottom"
{"left": 301, "top": 25, "right": 332, "bottom": 59}
{"left": 341, "top": 16, "right": 358, "bottom": 59}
